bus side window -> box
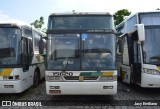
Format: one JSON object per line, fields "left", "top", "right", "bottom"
{"left": 33, "top": 32, "right": 41, "bottom": 52}
{"left": 122, "top": 36, "right": 130, "bottom": 65}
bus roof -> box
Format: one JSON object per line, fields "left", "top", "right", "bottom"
{"left": 0, "top": 22, "right": 46, "bottom": 37}
{"left": 116, "top": 10, "right": 160, "bottom": 29}
{"left": 49, "top": 12, "right": 112, "bottom": 16}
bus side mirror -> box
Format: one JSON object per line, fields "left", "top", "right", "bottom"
{"left": 136, "top": 24, "right": 145, "bottom": 41}
{"left": 21, "top": 37, "right": 29, "bottom": 72}
{"left": 39, "top": 37, "right": 45, "bottom": 55}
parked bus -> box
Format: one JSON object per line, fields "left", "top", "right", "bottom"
{"left": 116, "top": 11, "right": 160, "bottom": 87}
{"left": 0, "top": 22, "right": 46, "bottom": 93}
{"left": 45, "top": 12, "right": 117, "bottom": 95}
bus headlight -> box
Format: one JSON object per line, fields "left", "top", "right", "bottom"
{"left": 3, "top": 76, "right": 8, "bottom": 80}
{"left": 143, "top": 68, "right": 160, "bottom": 75}
{"left": 3, "top": 75, "right": 20, "bottom": 80}
{"left": 46, "top": 76, "right": 63, "bottom": 81}
{"left": 99, "top": 75, "right": 117, "bottom": 81}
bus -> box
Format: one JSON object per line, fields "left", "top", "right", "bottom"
{"left": 45, "top": 12, "right": 117, "bottom": 95}
{"left": 0, "top": 22, "right": 46, "bottom": 93}
{"left": 116, "top": 11, "right": 160, "bottom": 87}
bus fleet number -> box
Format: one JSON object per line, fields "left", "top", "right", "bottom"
{"left": 52, "top": 72, "right": 73, "bottom": 76}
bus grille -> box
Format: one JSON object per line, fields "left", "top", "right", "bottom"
{"left": 63, "top": 76, "right": 99, "bottom": 80}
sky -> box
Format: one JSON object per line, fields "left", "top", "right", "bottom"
{"left": 0, "top": 0, "right": 160, "bottom": 28}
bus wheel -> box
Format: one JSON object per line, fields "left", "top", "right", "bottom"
{"left": 33, "top": 70, "right": 40, "bottom": 87}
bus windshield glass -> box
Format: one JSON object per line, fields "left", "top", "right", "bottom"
{"left": 48, "top": 15, "right": 114, "bottom": 30}
{"left": 143, "top": 27, "right": 160, "bottom": 64}
{"left": 0, "top": 27, "right": 21, "bottom": 66}
{"left": 47, "top": 33, "right": 116, "bottom": 70}
{"left": 140, "top": 13, "right": 160, "bottom": 26}
{"left": 82, "top": 33, "right": 116, "bottom": 70}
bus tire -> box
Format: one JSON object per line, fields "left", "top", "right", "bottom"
{"left": 33, "top": 69, "right": 40, "bottom": 87}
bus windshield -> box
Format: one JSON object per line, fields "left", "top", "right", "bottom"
{"left": 48, "top": 15, "right": 114, "bottom": 30}
{"left": 0, "top": 27, "right": 21, "bottom": 66}
{"left": 47, "top": 33, "right": 116, "bottom": 70}
{"left": 82, "top": 33, "right": 116, "bottom": 70}
{"left": 140, "top": 13, "right": 160, "bottom": 26}
{"left": 143, "top": 27, "right": 160, "bottom": 64}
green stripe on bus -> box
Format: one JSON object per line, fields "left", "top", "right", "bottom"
{"left": 80, "top": 72, "right": 92, "bottom": 76}
{"left": 91, "top": 72, "right": 101, "bottom": 76}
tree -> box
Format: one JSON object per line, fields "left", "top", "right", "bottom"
{"left": 113, "top": 9, "right": 131, "bottom": 26}
{"left": 31, "top": 16, "right": 44, "bottom": 29}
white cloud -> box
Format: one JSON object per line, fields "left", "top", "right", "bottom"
{"left": 0, "top": 11, "right": 29, "bottom": 25}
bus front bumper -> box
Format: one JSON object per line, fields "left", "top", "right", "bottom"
{"left": 0, "top": 80, "right": 25, "bottom": 93}
{"left": 141, "top": 73, "right": 160, "bottom": 87}
{"left": 46, "top": 81, "right": 117, "bottom": 95}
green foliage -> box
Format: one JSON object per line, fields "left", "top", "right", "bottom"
{"left": 42, "top": 28, "right": 47, "bottom": 33}
{"left": 31, "top": 16, "right": 44, "bottom": 29}
{"left": 113, "top": 9, "right": 131, "bottom": 26}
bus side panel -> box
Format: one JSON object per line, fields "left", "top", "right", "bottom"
{"left": 121, "top": 65, "right": 131, "bottom": 84}
{"left": 32, "top": 53, "right": 45, "bottom": 79}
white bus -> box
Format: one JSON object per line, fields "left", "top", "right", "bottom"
{"left": 0, "top": 22, "right": 46, "bottom": 93}
{"left": 45, "top": 12, "right": 117, "bottom": 95}
{"left": 116, "top": 11, "right": 160, "bottom": 87}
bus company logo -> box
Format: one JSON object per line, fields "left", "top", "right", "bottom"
{"left": 2, "top": 101, "right": 11, "bottom": 106}
{"left": 79, "top": 76, "right": 84, "bottom": 81}
{"left": 36, "top": 54, "right": 40, "bottom": 62}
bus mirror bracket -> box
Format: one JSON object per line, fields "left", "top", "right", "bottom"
{"left": 135, "top": 24, "right": 145, "bottom": 42}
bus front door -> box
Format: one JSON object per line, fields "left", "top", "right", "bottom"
{"left": 131, "top": 40, "right": 141, "bottom": 84}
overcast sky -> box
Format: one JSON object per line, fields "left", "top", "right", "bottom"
{"left": 0, "top": 0, "right": 160, "bottom": 28}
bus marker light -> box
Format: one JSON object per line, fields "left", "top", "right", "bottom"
{"left": 4, "top": 85, "right": 14, "bottom": 88}
{"left": 108, "top": 86, "right": 113, "bottom": 89}
{"left": 103, "top": 86, "right": 108, "bottom": 89}
{"left": 3, "top": 76, "right": 8, "bottom": 80}
{"left": 4, "top": 85, "right": 8, "bottom": 88}
{"left": 50, "top": 86, "right": 60, "bottom": 89}
{"left": 9, "top": 85, "right": 14, "bottom": 88}
{"left": 103, "top": 86, "right": 113, "bottom": 89}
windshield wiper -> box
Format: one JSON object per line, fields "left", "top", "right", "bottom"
{"left": 150, "top": 55, "right": 160, "bottom": 59}
{"left": 83, "top": 48, "right": 111, "bottom": 54}
{"left": 149, "top": 55, "right": 160, "bottom": 63}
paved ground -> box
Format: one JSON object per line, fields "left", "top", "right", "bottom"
{"left": 1, "top": 80, "right": 160, "bottom": 109}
